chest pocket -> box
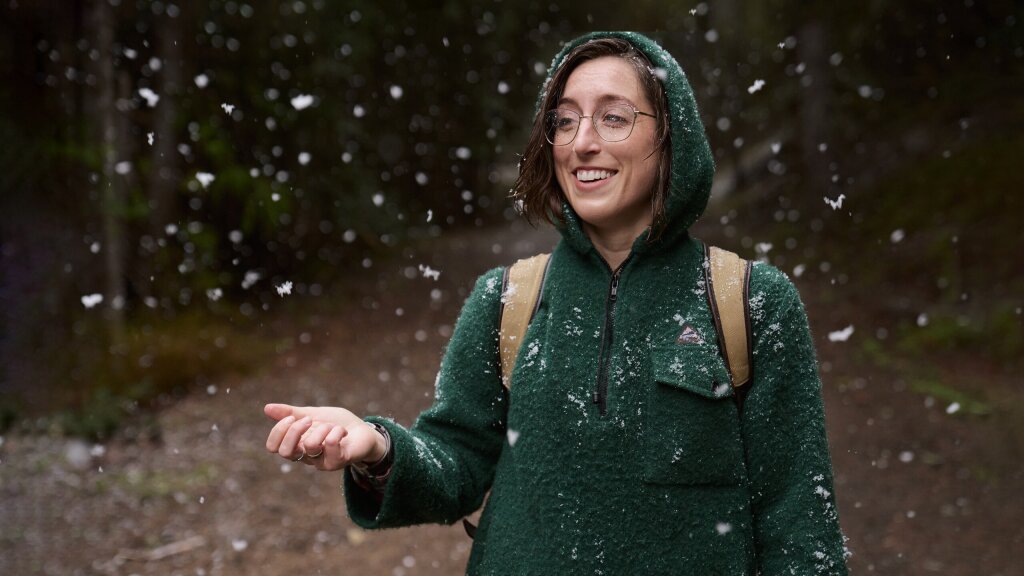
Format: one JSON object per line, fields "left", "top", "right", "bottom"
{"left": 643, "top": 345, "right": 746, "bottom": 486}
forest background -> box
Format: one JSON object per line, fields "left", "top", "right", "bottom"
{"left": 1, "top": 1, "right": 1021, "bottom": 575}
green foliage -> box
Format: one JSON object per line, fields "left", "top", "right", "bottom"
{"left": 908, "top": 378, "right": 992, "bottom": 418}
{"left": 50, "top": 312, "right": 270, "bottom": 440}
{"left": 57, "top": 388, "right": 132, "bottom": 441}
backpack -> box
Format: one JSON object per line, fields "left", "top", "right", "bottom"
{"left": 498, "top": 244, "right": 753, "bottom": 404}
{"left": 463, "top": 245, "right": 753, "bottom": 539}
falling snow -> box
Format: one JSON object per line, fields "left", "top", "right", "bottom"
{"left": 825, "top": 194, "right": 846, "bottom": 210}
{"left": 828, "top": 325, "right": 855, "bottom": 342}
{"left": 241, "top": 271, "right": 260, "bottom": 290}
{"left": 195, "top": 172, "right": 215, "bottom": 188}
{"left": 81, "top": 294, "right": 103, "bottom": 309}
{"left": 291, "top": 94, "right": 314, "bottom": 110}
{"left": 138, "top": 87, "right": 160, "bottom": 107}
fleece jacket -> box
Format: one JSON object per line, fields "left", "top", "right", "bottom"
{"left": 344, "top": 31, "right": 850, "bottom": 575}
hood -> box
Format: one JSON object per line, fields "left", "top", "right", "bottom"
{"left": 539, "top": 31, "right": 715, "bottom": 258}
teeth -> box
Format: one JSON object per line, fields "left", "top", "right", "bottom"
{"left": 576, "top": 169, "right": 613, "bottom": 182}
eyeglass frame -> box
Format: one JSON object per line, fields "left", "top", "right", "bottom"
{"left": 544, "top": 105, "right": 658, "bottom": 146}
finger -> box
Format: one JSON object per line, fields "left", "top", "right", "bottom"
{"left": 321, "top": 425, "right": 348, "bottom": 470}
{"left": 302, "top": 423, "right": 331, "bottom": 458}
{"left": 264, "top": 403, "right": 296, "bottom": 421}
{"left": 277, "top": 417, "right": 313, "bottom": 460}
{"left": 265, "top": 415, "right": 296, "bottom": 452}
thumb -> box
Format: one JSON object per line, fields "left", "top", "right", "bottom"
{"left": 264, "top": 403, "right": 300, "bottom": 421}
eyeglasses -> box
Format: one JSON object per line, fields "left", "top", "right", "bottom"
{"left": 544, "top": 105, "right": 657, "bottom": 146}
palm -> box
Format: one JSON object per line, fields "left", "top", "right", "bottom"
{"left": 265, "top": 403, "right": 359, "bottom": 427}
{"left": 264, "top": 403, "right": 381, "bottom": 468}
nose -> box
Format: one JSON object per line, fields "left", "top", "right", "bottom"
{"left": 572, "top": 116, "right": 601, "bottom": 155}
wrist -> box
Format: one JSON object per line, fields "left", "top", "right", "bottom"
{"left": 367, "top": 424, "right": 388, "bottom": 463}
{"left": 356, "top": 422, "right": 391, "bottom": 468}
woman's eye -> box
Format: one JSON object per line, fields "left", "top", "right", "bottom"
{"left": 600, "top": 113, "right": 628, "bottom": 126}
{"left": 554, "top": 117, "right": 577, "bottom": 130}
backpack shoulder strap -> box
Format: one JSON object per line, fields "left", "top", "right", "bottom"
{"left": 704, "top": 245, "right": 753, "bottom": 390}
{"left": 498, "top": 253, "right": 551, "bottom": 390}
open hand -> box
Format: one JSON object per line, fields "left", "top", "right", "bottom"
{"left": 264, "top": 403, "right": 385, "bottom": 471}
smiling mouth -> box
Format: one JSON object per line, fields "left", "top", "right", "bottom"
{"left": 574, "top": 169, "right": 616, "bottom": 182}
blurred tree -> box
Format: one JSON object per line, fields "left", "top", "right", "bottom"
{"left": 0, "top": 0, "right": 1020, "bottom": 425}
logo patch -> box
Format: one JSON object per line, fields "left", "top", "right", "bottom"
{"left": 676, "top": 324, "right": 704, "bottom": 345}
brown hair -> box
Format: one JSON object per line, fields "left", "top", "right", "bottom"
{"left": 511, "top": 38, "right": 672, "bottom": 237}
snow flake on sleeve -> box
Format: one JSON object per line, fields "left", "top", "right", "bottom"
{"left": 411, "top": 436, "right": 445, "bottom": 469}
{"left": 483, "top": 275, "right": 499, "bottom": 295}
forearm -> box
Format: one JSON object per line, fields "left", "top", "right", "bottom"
{"left": 344, "top": 415, "right": 500, "bottom": 529}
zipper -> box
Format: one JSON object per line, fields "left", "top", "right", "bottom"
{"left": 592, "top": 258, "right": 629, "bottom": 415}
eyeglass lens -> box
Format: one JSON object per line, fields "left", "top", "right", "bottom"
{"left": 545, "top": 105, "right": 637, "bottom": 145}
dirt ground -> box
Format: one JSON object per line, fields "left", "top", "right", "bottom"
{"left": 2, "top": 220, "right": 1021, "bottom": 575}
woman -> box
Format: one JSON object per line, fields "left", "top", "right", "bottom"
{"left": 265, "top": 32, "right": 849, "bottom": 574}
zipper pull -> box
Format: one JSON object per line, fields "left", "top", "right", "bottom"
{"left": 610, "top": 272, "right": 620, "bottom": 300}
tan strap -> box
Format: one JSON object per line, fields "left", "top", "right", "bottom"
{"left": 705, "top": 245, "right": 752, "bottom": 387}
{"left": 499, "top": 253, "right": 551, "bottom": 389}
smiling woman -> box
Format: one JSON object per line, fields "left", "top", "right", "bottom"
{"left": 515, "top": 38, "right": 674, "bottom": 269}
{"left": 265, "top": 31, "right": 850, "bottom": 575}
{"left": 550, "top": 56, "right": 662, "bottom": 269}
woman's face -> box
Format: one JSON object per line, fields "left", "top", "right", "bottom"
{"left": 552, "top": 56, "right": 660, "bottom": 242}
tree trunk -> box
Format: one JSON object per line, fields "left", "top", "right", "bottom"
{"left": 796, "top": 17, "right": 833, "bottom": 203}
{"left": 149, "top": 7, "right": 182, "bottom": 238}
{"left": 92, "top": 0, "right": 126, "bottom": 345}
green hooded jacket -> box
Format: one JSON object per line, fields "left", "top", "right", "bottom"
{"left": 344, "top": 32, "right": 850, "bottom": 575}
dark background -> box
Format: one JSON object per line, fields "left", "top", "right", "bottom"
{"left": 1, "top": 1, "right": 1021, "bottom": 574}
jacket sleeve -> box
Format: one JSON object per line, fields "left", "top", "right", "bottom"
{"left": 343, "top": 267, "right": 508, "bottom": 528}
{"left": 740, "top": 264, "right": 850, "bottom": 575}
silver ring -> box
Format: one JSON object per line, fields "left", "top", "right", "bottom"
{"left": 293, "top": 451, "right": 305, "bottom": 462}
{"left": 306, "top": 448, "right": 324, "bottom": 459}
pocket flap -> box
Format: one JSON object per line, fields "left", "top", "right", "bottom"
{"left": 652, "top": 345, "right": 733, "bottom": 400}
